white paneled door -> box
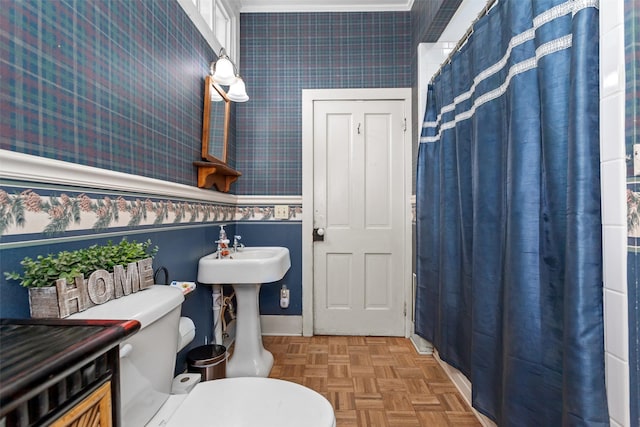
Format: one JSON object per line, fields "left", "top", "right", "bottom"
{"left": 312, "top": 99, "right": 406, "bottom": 336}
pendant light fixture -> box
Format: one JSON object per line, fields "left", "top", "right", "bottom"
{"left": 210, "top": 48, "right": 249, "bottom": 102}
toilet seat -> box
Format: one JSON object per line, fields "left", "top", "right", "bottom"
{"left": 164, "top": 377, "right": 336, "bottom": 427}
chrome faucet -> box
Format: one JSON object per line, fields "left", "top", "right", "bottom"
{"left": 233, "top": 235, "right": 244, "bottom": 253}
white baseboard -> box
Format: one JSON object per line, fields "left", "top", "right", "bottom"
{"left": 260, "top": 315, "right": 303, "bottom": 336}
{"left": 433, "top": 350, "right": 497, "bottom": 427}
{"left": 409, "top": 333, "right": 433, "bottom": 355}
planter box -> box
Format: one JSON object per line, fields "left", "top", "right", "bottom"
{"left": 28, "top": 287, "right": 62, "bottom": 318}
{"left": 28, "top": 257, "right": 154, "bottom": 319}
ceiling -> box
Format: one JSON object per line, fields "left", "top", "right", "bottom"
{"left": 237, "top": 0, "right": 415, "bottom": 13}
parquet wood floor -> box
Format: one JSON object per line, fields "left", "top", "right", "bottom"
{"left": 262, "top": 335, "right": 483, "bottom": 427}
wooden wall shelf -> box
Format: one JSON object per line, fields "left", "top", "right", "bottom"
{"left": 193, "top": 160, "right": 241, "bottom": 193}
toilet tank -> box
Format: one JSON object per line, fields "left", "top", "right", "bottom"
{"left": 68, "top": 285, "right": 185, "bottom": 427}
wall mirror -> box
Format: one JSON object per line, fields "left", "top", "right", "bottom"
{"left": 202, "top": 75, "right": 229, "bottom": 163}
{"left": 194, "top": 75, "right": 240, "bottom": 192}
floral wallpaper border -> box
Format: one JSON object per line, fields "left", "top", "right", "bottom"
{"left": 0, "top": 186, "right": 302, "bottom": 239}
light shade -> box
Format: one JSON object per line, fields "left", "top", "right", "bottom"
{"left": 227, "top": 76, "right": 249, "bottom": 102}
{"left": 209, "top": 48, "right": 249, "bottom": 103}
{"left": 212, "top": 57, "right": 236, "bottom": 85}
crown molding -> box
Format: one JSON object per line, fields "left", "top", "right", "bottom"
{"left": 239, "top": 0, "right": 413, "bottom": 13}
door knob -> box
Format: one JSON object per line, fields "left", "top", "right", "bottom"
{"left": 313, "top": 228, "right": 325, "bottom": 241}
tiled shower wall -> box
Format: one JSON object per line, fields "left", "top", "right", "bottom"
{"left": 601, "top": 0, "right": 635, "bottom": 425}
{"left": 624, "top": 0, "right": 639, "bottom": 424}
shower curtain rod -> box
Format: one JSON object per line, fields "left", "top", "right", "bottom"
{"left": 429, "top": 0, "right": 498, "bottom": 84}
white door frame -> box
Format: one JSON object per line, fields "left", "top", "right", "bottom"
{"left": 301, "top": 88, "right": 413, "bottom": 337}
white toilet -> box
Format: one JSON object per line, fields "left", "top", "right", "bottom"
{"left": 68, "top": 285, "right": 335, "bottom": 427}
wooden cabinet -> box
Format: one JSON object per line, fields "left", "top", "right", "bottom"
{"left": 0, "top": 319, "right": 139, "bottom": 427}
{"left": 51, "top": 382, "right": 112, "bottom": 427}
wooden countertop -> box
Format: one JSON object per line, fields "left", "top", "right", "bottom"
{"left": 0, "top": 318, "right": 140, "bottom": 419}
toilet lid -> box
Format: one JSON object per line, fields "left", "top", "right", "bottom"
{"left": 165, "top": 377, "right": 336, "bottom": 427}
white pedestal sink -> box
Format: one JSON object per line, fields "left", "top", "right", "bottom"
{"left": 197, "top": 247, "right": 291, "bottom": 377}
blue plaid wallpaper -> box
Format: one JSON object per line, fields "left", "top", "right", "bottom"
{"left": 236, "top": 12, "right": 411, "bottom": 195}
{"left": 1, "top": 0, "right": 218, "bottom": 184}
{"left": 411, "top": 0, "right": 462, "bottom": 45}
{"left": 2, "top": 0, "right": 458, "bottom": 196}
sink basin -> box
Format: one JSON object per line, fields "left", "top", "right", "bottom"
{"left": 197, "top": 246, "right": 291, "bottom": 284}
{"left": 197, "top": 246, "right": 291, "bottom": 377}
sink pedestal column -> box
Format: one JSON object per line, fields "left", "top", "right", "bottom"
{"left": 227, "top": 283, "right": 273, "bottom": 377}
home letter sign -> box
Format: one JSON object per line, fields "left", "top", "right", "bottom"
{"left": 29, "top": 258, "right": 155, "bottom": 319}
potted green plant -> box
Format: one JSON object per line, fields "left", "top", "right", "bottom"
{"left": 4, "top": 239, "right": 158, "bottom": 318}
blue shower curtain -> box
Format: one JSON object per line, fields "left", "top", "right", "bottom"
{"left": 415, "top": 1, "right": 608, "bottom": 425}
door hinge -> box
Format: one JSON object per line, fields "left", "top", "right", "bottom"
{"left": 404, "top": 302, "right": 407, "bottom": 316}
{"left": 403, "top": 118, "right": 407, "bottom": 132}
